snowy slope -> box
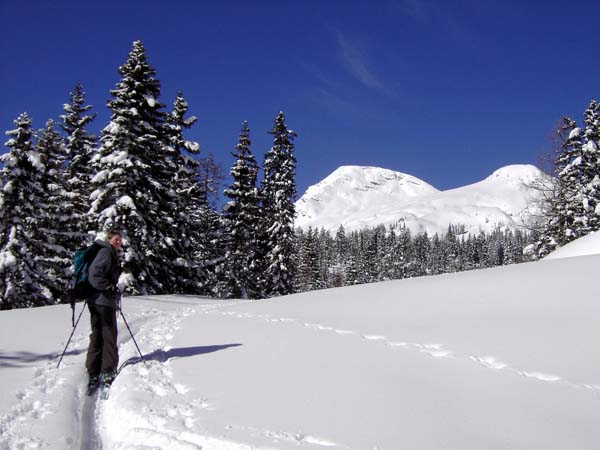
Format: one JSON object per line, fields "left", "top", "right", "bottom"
{"left": 295, "top": 164, "right": 545, "bottom": 235}
{"left": 1, "top": 255, "right": 600, "bottom": 449}
{"left": 544, "top": 231, "right": 600, "bottom": 260}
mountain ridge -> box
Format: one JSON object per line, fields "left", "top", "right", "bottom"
{"left": 295, "top": 164, "right": 546, "bottom": 235}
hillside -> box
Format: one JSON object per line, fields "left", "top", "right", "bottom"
{"left": 1, "top": 239, "right": 599, "bottom": 449}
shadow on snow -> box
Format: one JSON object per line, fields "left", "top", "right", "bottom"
{"left": 0, "top": 349, "right": 87, "bottom": 368}
{"left": 117, "top": 344, "right": 243, "bottom": 374}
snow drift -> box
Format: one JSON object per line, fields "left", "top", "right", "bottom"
{"left": 544, "top": 230, "right": 600, "bottom": 260}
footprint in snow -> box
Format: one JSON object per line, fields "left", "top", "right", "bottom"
{"left": 334, "top": 329, "right": 356, "bottom": 335}
{"left": 519, "top": 371, "right": 562, "bottom": 382}
{"left": 362, "top": 335, "right": 386, "bottom": 341}
{"left": 470, "top": 355, "right": 508, "bottom": 370}
{"left": 421, "top": 349, "right": 453, "bottom": 358}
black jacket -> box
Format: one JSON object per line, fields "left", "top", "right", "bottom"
{"left": 88, "top": 240, "right": 121, "bottom": 309}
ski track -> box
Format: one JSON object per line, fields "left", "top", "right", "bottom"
{"left": 80, "top": 386, "right": 103, "bottom": 450}
{"left": 0, "top": 323, "right": 89, "bottom": 450}
{"left": 0, "top": 300, "right": 232, "bottom": 450}
{"left": 104, "top": 300, "right": 355, "bottom": 450}
{"left": 211, "top": 309, "right": 600, "bottom": 396}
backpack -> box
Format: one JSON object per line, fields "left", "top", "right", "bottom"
{"left": 67, "top": 243, "right": 101, "bottom": 322}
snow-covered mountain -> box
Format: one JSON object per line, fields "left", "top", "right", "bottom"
{"left": 1, "top": 233, "right": 599, "bottom": 449}
{"left": 295, "top": 164, "right": 546, "bottom": 235}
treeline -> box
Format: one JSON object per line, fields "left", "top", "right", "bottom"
{"left": 294, "top": 224, "right": 534, "bottom": 291}
{"left": 0, "top": 41, "right": 297, "bottom": 308}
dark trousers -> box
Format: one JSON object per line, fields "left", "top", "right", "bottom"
{"left": 85, "top": 303, "right": 119, "bottom": 375}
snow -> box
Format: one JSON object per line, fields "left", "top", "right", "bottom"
{"left": 544, "top": 231, "right": 600, "bottom": 260}
{"left": 185, "top": 141, "right": 200, "bottom": 152}
{"left": 26, "top": 151, "right": 44, "bottom": 171}
{"left": 103, "top": 122, "right": 121, "bottom": 135}
{"left": 582, "top": 140, "right": 598, "bottom": 153}
{"left": 101, "top": 150, "right": 130, "bottom": 166}
{"left": 91, "top": 170, "right": 109, "bottom": 184}
{"left": 0, "top": 248, "right": 16, "bottom": 271}
{"left": 568, "top": 127, "right": 581, "bottom": 139}
{"left": 295, "top": 164, "right": 547, "bottom": 235}
{"left": 116, "top": 195, "right": 137, "bottom": 210}
{"left": 1, "top": 254, "right": 599, "bottom": 449}
{"left": 144, "top": 95, "right": 157, "bottom": 108}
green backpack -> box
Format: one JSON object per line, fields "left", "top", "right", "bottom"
{"left": 67, "top": 243, "right": 101, "bottom": 321}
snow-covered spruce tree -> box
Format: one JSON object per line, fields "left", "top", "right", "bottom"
{"left": 534, "top": 117, "right": 580, "bottom": 256}
{"left": 190, "top": 150, "right": 228, "bottom": 296}
{"left": 163, "top": 92, "right": 204, "bottom": 293}
{"left": 317, "top": 227, "right": 334, "bottom": 286}
{"left": 295, "top": 226, "right": 322, "bottom": 292}
{"left": 222, "top": 121, "right": 261, "bottom": 298}
{"left": 61, "top": 82, "right": 97, "bottom": 245}
{"left": 392, "top": 224, "right": 413, "bottom": 279}
{"left": 199, "top": 205, "right": 226, "bottom": 296}
{"left": 34, "top": 119, "right": 74, "bottom": 298}
{"left": 259, "top": 112, "right": 298, "bottom": 297}
{"left": 578, "top": 99, "right": 600, "bottom": 232}
{"left": 0, "top": 114, "right": 54, "bottom": 308}
{"left": 89, "top": 40, "right": 180, "bottom": 295}
{"left": 327, "top": 225, "right": 349, "bottom": 286}
{"left": 536, "top": 100, "right": 600, "bottom": 257}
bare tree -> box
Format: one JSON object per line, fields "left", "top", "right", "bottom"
{"left": 197, "top": 151, "right": 226, "bottom": 209}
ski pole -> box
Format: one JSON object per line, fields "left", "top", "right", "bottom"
{"left": 57, "top": 300, "right": 87, "bottom": 369}
{"left": 118, "top": 307, "right": 148, "bottom": 367}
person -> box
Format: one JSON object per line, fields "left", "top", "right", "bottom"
{"left": 85, "top": 230, "right": 122, "bottom": 393}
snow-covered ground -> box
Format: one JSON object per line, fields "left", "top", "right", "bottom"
{"left": 295, "top": 164, "right": 546, "bottom": 235}
{"left": 544, "top": 230, "right": 600, "bottom": 260}
{"left": 1, "top": 243, "right": 599, "bottom": 449}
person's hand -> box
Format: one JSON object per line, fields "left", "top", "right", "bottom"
{"left": 107, "top": 285, "right": 120, "bottom": 297}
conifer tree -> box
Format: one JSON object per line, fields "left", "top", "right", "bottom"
{"left": 222, "top": 121, "right": 261, "bottom": 298}
{"left": 394, "top": 224, "right": 413, "bottom": 278}
{"left": 35, "top": 119, "right": 74, "bottom": 297}
{"left": 537, "top": 100, "right": 600, "bottom": 256}
{"left": 578, "top": 99, "right": 600, "bottom": 232}
{"left": 163, "top": 92, "right": 203, "bottom": 293}
{"left": 0, "top": 114, "right": 54, "bottom": 308}
{"left": 89, "top": 40, "right": 175, "bottom": 294}
{"left": 260, "top": 112, "right": 298, "bottom": 297}
{"left": 296, "top": 227, "right": 322, "bottom": 291}
{"left": 61, "top": 82, "right": 97, "bottom": 244}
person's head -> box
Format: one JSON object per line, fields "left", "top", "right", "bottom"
{"left": 106, "top": 230, "right": 123, "bottom": 250}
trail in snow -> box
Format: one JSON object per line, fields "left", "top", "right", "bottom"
{"left": 209, "top": 308, "right": 600, "bottom": 396}
{"left": 0, "top": 299, "right": 194, "bottom": 450}
{"left": 79, "top": 387, "right": 102, "bottom": 450}
{"left": 99, "top": 299, "right": 257, "bottom": 450}
{"left": 99, "top": 298, "right": 359, "bottom": 449}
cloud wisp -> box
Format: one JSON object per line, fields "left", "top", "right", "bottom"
{"left": 335, "top": 32, "right": 392, "bottom": 96}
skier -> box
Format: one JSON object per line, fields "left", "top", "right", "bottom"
{"left": 85, "top": 230, "right": 122, "bottom": 394}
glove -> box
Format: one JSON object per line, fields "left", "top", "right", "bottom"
{"left": 106, "top": 285, "right": 121, "bottom": 298}
{"left": 107, "top": 285, "right": 122, "bottom": 309}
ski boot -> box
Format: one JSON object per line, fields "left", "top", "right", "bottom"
{"left": 99, "top": 370, "right": 117, "bottom": 400}
{"left": 86, "top": 373, "right": 100, "bottom": 396}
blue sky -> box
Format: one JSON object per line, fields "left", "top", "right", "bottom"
{"left": 1, "top": 0, "right": 598, "bottom": 198}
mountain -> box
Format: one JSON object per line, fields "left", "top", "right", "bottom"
{"left": 295, "top": 164, "right": 547, "bottom": 235}
{"left": 1, "top": 235, "right": 599, "bottom": 449}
